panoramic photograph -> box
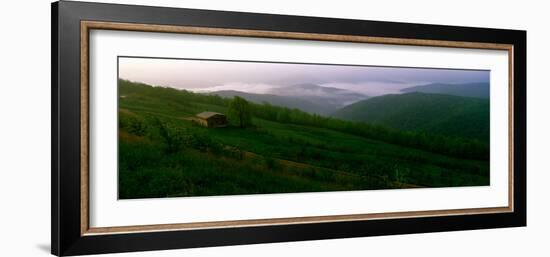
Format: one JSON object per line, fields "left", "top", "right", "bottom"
{"left": 117, "top": 57, "right": 490, "bottom": 199}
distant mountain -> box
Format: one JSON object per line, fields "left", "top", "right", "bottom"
{"left": 208, "top": 90, "right": 335, "bottom": 115}
{"left": 209, "top": 84, "right": 368, "bottom": 115}
{"left": 332, "top": 92, "right": 489, "bottom": 140}
{"left": 400, "top": 82, "right": 489, "bottom": 99}
{"left": 268, "top": 84, "right": 368, "bottom": 108}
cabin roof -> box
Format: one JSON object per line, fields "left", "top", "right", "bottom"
{"left": 196, "top": 111, "right": 225, "bottom": 119}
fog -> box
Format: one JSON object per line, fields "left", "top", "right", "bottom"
{"left": 119, "top": 57, "right": 490, "bottom": 96}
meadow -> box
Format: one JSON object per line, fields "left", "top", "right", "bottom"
{"left": 118, "top": 79, "right": 490, "bottom": 199}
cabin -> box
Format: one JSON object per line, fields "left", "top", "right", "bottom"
{"left": 195, "top": 112, "right": 228, "bottom": 128}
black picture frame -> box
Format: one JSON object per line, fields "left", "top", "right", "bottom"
{"left": 51, "top": 1, "right": 526, "bottom": 256}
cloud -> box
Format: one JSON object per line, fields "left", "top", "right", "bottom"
{"left": 320, "top": 81, "right": 420, "bottom": 96}
{"left": 119, "top": 57, "right": 490, "bottom": 96}
{"left": 189, "top": 82, "right": 281, "bottom": 94}
{"left": 189, "top": 81, "right": 423, "bottom": 97}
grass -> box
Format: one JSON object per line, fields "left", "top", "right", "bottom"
{"left": 118, "top": 80, "right": 490, "bottom": 199}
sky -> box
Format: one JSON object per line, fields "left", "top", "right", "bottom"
{"left": 118, "top": 57, "right": 490, "bottom": 96}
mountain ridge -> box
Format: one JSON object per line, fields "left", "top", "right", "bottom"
{"left": 207, "top": 90, "right": 335, "bottom": 114}
{"left": 400, "top": 82, "right": 489, "bottom": 98}
{"left": 208, "top": 83, "right": 368, "bottom": 114}
{"left": 332, "top": 92, "right": 489, "bottom": 140}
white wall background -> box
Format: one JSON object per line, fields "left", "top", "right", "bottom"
{"left": 0, "top": 0, "right": 547, "bottom": 256}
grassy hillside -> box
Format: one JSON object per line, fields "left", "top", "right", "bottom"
{"left": 118, "top": 80, "right": 489, "bottom": 199}
{"left": 332, "top": 92, "right": 489, "bottom": 141}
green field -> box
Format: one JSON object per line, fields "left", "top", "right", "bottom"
{"left": 118, "top": 79, "right": 490, "bottom": 199}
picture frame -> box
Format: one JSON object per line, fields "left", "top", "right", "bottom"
{"left": 51, "top": 1, "right": 526, "bottom": 256}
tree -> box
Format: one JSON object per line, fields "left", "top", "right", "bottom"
{"left": 229, "top": 96, "right": 252, "bottom": 128}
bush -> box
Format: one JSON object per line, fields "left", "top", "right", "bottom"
{"left": 119, "top": 113, "right": 147, "bottom": 136}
